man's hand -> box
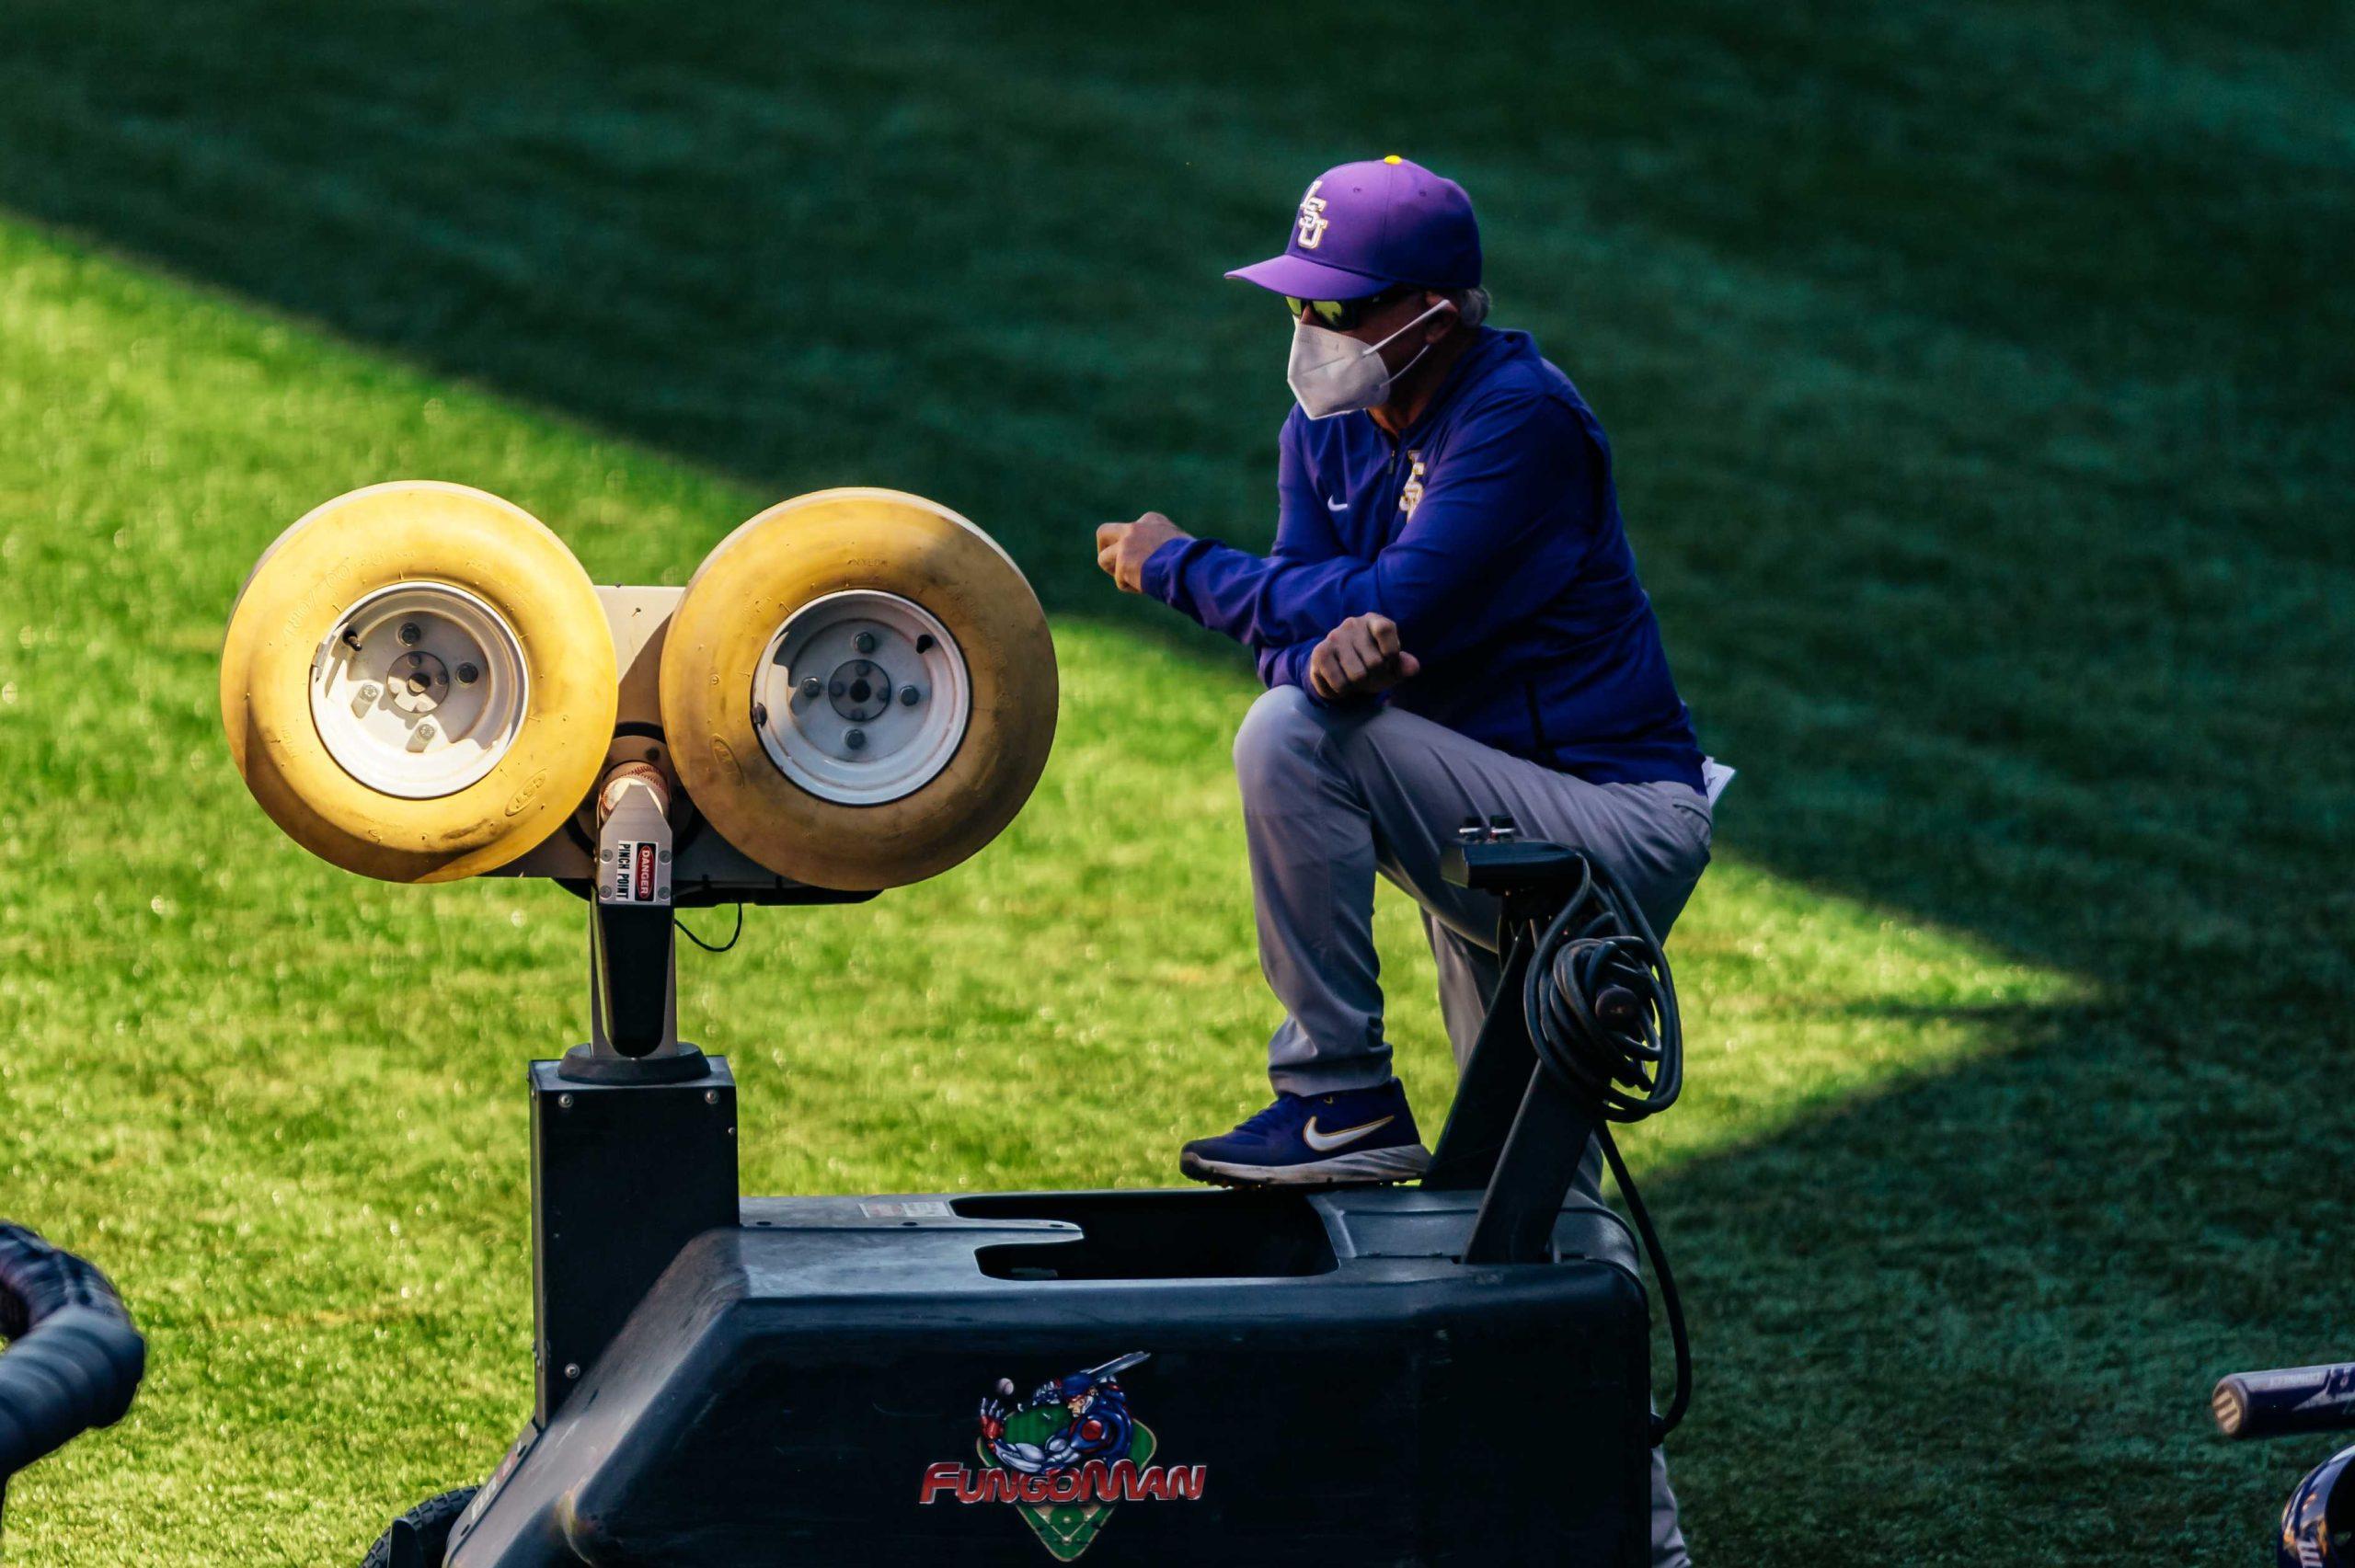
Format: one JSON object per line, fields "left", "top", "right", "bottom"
{"left": 1095, "top": 512, "right": 1189, "bottom": 594}
{"left": 1308, "top": 613, "right": 1421, "bottom": 701}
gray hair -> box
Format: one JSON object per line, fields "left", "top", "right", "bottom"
{"left": 1448, "top": 285, "right": 1492, "bottom": 329}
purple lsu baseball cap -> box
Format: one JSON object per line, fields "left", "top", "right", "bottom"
{"left": 1227, "top": 155, "right": 1481, "bottom": 301}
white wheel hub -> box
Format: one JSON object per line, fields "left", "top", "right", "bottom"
{"left": 752, "top": 590, "right": 971, "bottom": 806}
{"left": 308, "top": 582, "right": 529, "bottom": 799}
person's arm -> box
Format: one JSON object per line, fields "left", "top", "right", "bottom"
{"left": 1147, "top": 395, "right": 1594, "bottom": 663}
{"left": 1141, "top": 416, "right": 1340, "bottom": 643}
{"left": 1256, "top": 637, "right": 1317, "bottom": 692}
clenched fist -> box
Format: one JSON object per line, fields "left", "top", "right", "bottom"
{"left": 1095, "top": 512, "right": 1190, "bottom": 594}
{"left": 1309, "top": 613, "right": 1421, "bottom": 701}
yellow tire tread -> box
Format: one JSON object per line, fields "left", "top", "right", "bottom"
{"left": 220, "top": 481, "right": 617, "bottom": 883}
{"left": 660, "top": 488, "right": 1056, "bottom": 890}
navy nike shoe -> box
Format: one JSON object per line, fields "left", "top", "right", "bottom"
{"left": 1179, "top": 1080, "right": 1431, "bottom": 1187}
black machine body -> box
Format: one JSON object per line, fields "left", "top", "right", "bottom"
{"left": 412, "top": 818, "right": 1689, "bottom": 1567}
{"left": 451, "top": 1130, "right": 1655, "bottom": 1566}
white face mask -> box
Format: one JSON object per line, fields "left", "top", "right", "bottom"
{"left": 1286, "top": 297, "right": 1456, "bottom": 420}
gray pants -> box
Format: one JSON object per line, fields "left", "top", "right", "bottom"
{"left": 1233, "top": 684, "right": 1713, "bottom": 1568}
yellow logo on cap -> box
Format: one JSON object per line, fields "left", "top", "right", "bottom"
{"left": 1297, "top": 178, "right": 1330, "bottom": 250}
{"left": 1383, "top": 155, "right": 1402, "bottom": 165}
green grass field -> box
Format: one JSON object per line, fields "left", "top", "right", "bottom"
{"left": 0, "top": 2, "right": 2349, "bottom": 1562}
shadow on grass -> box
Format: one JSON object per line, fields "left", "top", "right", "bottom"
{"left": 2, "top": 1, "right": 2349, "bottom": 1560}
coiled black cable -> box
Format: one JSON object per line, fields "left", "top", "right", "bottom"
{"left": 1521, "top": 860, "right": 1692, "bottom": 1444}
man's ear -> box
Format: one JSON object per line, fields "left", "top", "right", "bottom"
{"left": 1424, "top": 292, "right": 1459, "bottom": 340}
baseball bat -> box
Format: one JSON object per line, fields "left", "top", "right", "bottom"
{"left": 2211, "top": 1362, "right": 2355, "bottom": 1440}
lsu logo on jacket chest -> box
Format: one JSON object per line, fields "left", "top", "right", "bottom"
{"left": 1400, "top": 452, "right": 1426, "bottom": 519}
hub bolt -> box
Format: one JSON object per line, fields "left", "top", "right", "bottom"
{"left": 455, "top": 662, "right": 479, "bottom": 684}
{"left": 844, "top": 727, "right": 867, "bottom": 750}
{"left": 799, "top": 676, "right": 821, "bottom": 700}
{"left": 853, "top": 631, "right": 877, "bottom": 654}
{"left": 398, "top": 622, "right": 422, "bottom": 647}
{"left": 408, "top": 720, "right": 436, "bottom": 751}
{"left": 358, "top": 683, "right": 381, "bottom": 702}
{"left": 899, "top": 684, "right": 921, "bottom": 706}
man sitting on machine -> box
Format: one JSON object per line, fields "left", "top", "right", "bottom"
{"left": 1094, "top": 155, "right": 1719, "bottom": 1192}
{"left": 1096, "top": 153, "right": 1717, "bottom": 1568}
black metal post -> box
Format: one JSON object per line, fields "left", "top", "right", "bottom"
{"left": 530, "top": 1058, "right": 738, "bottom": 1425}
{"left": 562, "top": 896, "right": 706, "bottom": 1085}
{"left": 1423, "top": 831, "right": 1610, "bottom": 1264}
{"left": 1422, "top": 930, "right": 1539, "bottom": 1191}
{"left": 531, "top": 886, "right": 737, "bottom": 1425}
{"left": 593, "top": 901, "right": 674, "bottom": 1056}
{"left": 1458, "top": 1070, "right": 1607, "bottom": 1265}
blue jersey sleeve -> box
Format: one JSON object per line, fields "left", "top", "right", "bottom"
{"left": 1143, "top": 394, "right": 1595, "bottom": 666}
{"left": 1255, "top": 638, "right": 1317, "bottom": 693}
{"left": 1141, "top": 414, "right": 1336, "bottom": 612}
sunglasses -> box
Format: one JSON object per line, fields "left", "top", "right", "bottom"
{"left": 1284, "top": 284, "right": 1419, "bottom": 332}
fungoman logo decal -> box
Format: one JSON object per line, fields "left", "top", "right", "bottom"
{"left": 918, "top": 1352, "right": 1205, "bottom": 1561}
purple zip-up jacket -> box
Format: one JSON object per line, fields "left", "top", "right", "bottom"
{"left": 1141, "top": 326, "right": 1703, "bottom": 790}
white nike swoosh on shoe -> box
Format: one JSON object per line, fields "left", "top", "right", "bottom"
{"left": 1183, "top": 1141, "right": 1430, "bottom": 1188}
{"left": 1302, "top": 1114, "right": 1396, "bottom": 1152}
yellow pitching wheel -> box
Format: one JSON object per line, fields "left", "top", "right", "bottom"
{"left": 220, "top": 481, "right": 618, "bottom": 882}
{"left": 661, "top": 488, "right": 1057, "bottom": 890}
